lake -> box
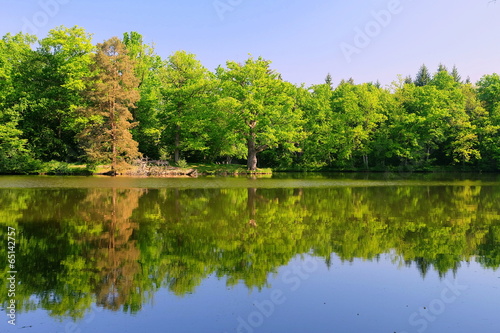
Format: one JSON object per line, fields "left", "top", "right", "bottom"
{"left": 1, "top": 174, "right": 499, "bottom": 333}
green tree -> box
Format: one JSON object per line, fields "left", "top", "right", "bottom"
{"left": 159, "top": 50, "right": 215, "bottom": 164}
{"left": 123, "top": 32, "right": 165, "bottom": 159}
{"left": 216, "top": 57, "right": 304, "bottom": 170}
{"left": 451, "top": 65, "right": 462, "bottom": 84}
{"left": 430, "top": 68, "right": 459, "bottom": 90}
{"left": 13, "top": 26, "right": 93, "bottom": 161}
{"left": 79, "top": 37, "right": 140, "bottom": 173}
{"left": 389, "top": 83, "right": 447, "bottom": 167}
{"left": 0, "top": 108, "right": 38, "bottom": 173}
{"left": 209, "top": 85, "right": 248, "bottom": 163}
{"left": 477, "top": 73, "right": 500, "bottom": 115}
{"left": 414, "top": 64, "right": 431, "bottom": 87}
{"left": 476, "top": 74, "right": 500, "bottom": 167}
{"left": 296, "top": 83, "right": 335, "bottom": 169}
{"left": 0, "top": 33, "right": 39, "bottom": 173}
{"left": 430, "top": 71, "right": 479, "bottom": 165}
{"left": 330, "top": 83, "right": 387, "bottom": 169}
{"left": 390, "top": 73, "right": 479, "bottom": 168}
{"left": 437, "top": 63, "right": 448, "bottom": 74}
{"left": 324, "top": 73, "right": 333, "bottom": 90}
{"left": 0, "top": 33, "right": 36, "bottom": 105}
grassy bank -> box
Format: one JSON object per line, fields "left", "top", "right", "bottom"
{"left": 191, "top": 163, "right": 272, "bottom": 175}
{"left": 37, "top": 161, "right": 94, "bottom": 175}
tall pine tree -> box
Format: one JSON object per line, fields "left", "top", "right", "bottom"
{"left": 451, "top": 65, "right": 462, "bottom": 84}
{"left": 414, "top": 64, "right": 431, "bottom": 86}
{"left": 79, "top": 37, "right": 140, "bottom": 174}
{"left": 325, "top": 73, "right": 333, "bottom": 90}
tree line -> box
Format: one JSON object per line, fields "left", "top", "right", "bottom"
{"left": 1, "top": 25, "right": 500, "bottom": 173}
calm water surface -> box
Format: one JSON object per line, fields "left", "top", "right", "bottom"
{"left": 0, "top": 174, "right": 499, "bottom": 333}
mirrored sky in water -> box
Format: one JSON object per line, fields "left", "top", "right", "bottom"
{"left": 2, "top": 255, "right": 499, "bottom": 333}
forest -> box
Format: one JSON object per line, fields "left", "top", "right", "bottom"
{"left": 1, "top": 25, "right": 500, "bottom": 173}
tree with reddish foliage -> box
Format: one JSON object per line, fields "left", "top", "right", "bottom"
{"left": 79, "top": 37, "right": 141, "bottom": 174}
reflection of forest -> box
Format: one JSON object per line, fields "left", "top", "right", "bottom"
{"left": 1, "top": 185, "right": 499, "bottom": 319}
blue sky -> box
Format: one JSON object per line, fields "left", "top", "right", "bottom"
{"left": 1, "top": 0, "right": 499, "bottom": 86}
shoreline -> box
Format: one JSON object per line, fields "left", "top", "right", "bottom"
{"left": 1, "top": 163, "right": 498, "bottom": 177}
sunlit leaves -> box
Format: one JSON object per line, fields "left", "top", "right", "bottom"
{"left": 159, "top": 50, "right": 215, "bottom": 163}
{"left": 216, "top": 56, "right": 304, "bottom": 170}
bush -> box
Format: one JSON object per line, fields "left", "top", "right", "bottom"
{"left": 40, "top": 161, "right": 93, "bottom": 175}
{"left": 176, "top": 159, "right": 189, "bottom": 169}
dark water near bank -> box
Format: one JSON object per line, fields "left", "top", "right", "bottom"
{"left": 1, "top": 174, "right": 499, "bottom": 333}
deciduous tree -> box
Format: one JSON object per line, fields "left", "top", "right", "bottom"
{"left": 216, "top": 57, "right": 304, "bottom": 170}
{"left": 14, "top": 26, "right": 93, "bottom": 161}
{"left": 0, "top": 33, "right": 39, "bottom": 173}
{"left": 159, "top": 50, "right": 215, "bottom": 164}
{"left": 123, "top": 32, "right": 164, "bottom": 159}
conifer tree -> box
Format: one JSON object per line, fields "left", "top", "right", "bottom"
{"left": 437, "top": 63, "right": 448, "bottom": 73}
{"left": 451, "top": 65, "right": 462, "bottom": 84}
{"left": 79, "top": 37, "right": 140, "bottom": 174}
{"left": 414, "top": 64, "right": 431, "bottom": 86}
{"left": 325, "top": 73, "right": 333, "bottom": 90}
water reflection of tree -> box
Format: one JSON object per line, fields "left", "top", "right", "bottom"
{"left": 134, "top": 185, "right": 500, "bottom": 289}
{"left": 0, "top": 188, "right": 146, "bottom": 319}
{"left": 2, "top": 184, "right": 500, "bottom": 320}
{"left": 85, "top": 188, "right": 143, "bottom": 311}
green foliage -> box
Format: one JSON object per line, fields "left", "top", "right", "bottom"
{"left": 297, "top": 83, "right": 336, "bottom": 169}
{"left": 330, "top": 82, "right": 387, "bottom": 168}
{"left": 0, "top": 108, "right": 39, "bottom": 174}
{"left": 414, "top": 64, "right": 431, "bottom": 86}
{"left": 477, "top": 73, "right": 500, "bottom": 117}
{"left": 192, "top": 163, "right": 272, "bottom": 175}
{"left": 38, "top": 161, "right": 93, "bottom": 175}
{"left": 12, "top": 26, "right": 93, "bottom": 161}
{"left": 1, "top": 26, "right": 500, "bottom": 172}
{"left": 451, "top": 65, "right": 462, "bottom": 83}
{"left": 123, "top": 31, "right": 165, "bottom": 159}
{"left": 159, "top": 50, "right": 215, "bottom": 163}
{"left": 176, "top": 158, "right": 188, "bottom": 168}
{"left": 216, "top": 56, "right": 304, "bottom": 170}
{"left": 0, "top": 33, "right": 40, "bottom": 173}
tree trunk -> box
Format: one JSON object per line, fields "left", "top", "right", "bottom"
{"left": 111, "top": 99, "right": 117, "bottom": 175}
{"left": 363, "top": 154, "right": 369, "bottom": 170}
{"left": 247, "top": 187, "right": 257, "bottom": 219}
{"left": 174, "top": 148, "right": 180, "bottom": 165}
{"left": 247, "top": 137, "right": 258, "bottom": 171}
{"left": 174, "top": 126, "right": 180, "bottom": 164}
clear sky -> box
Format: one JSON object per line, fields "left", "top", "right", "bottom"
{"left": 1, "top": 0, "right": 499, "bottom": 87}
